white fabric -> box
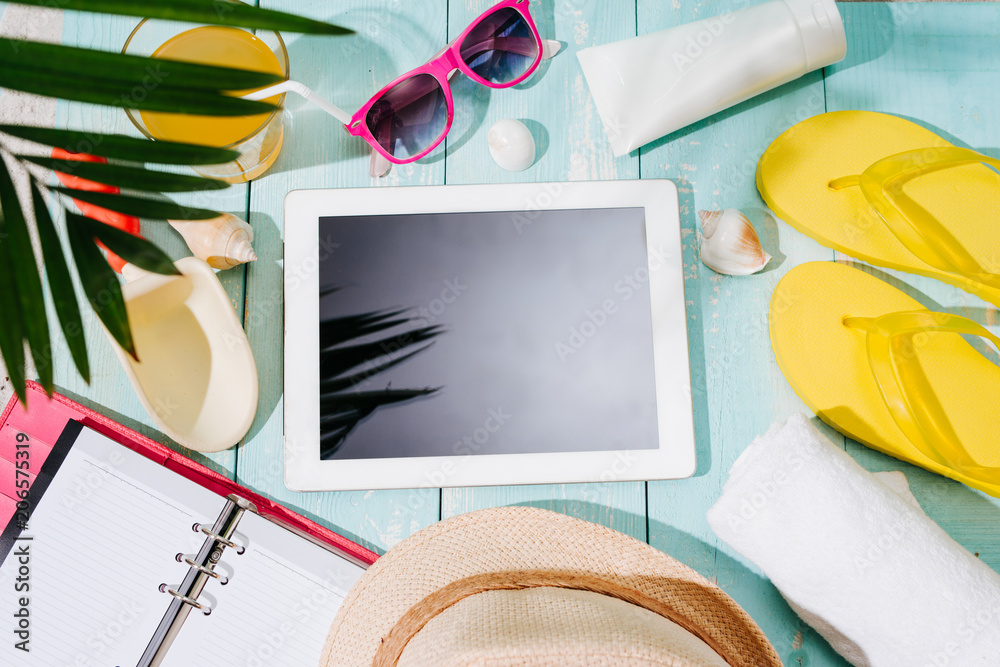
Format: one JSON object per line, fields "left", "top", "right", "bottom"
{"left": 870, "top": 470, "right": 922, "bottom": 511}
{"left": 707, "top": 413, "right": 1000, "bottom": 667}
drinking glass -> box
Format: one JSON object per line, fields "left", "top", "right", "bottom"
{"left": 122, "top": 11, "right": 289, "bottom": 183}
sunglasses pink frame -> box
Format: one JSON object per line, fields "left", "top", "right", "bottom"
{"left": 344, "top": 0, "right": 543, "bottom": 165}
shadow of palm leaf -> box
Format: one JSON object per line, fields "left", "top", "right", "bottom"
{"left": 319, "top": 295, "right": 443, "bottom": 460}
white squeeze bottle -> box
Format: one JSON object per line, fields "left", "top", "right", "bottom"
{"left": 577, "top": 0, "right": 846, "bottom": 157}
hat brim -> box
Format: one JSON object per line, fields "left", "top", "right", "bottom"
{"left": 321, "top": 506, "right": 780, "bottom": 667}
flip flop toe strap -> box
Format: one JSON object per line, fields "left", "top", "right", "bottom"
{"left": 830, "top": 147, "right": 1000, "bottom": 289}
{"left": 844, "top": 310, "right": 1000, "bottom": 479}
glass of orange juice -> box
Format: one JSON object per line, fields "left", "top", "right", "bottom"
{"left": 122, "top": 7, "right": 288, "bottom": 183}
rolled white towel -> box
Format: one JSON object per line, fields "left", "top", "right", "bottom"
{"left": 707, "top": 413, "right": 1000, "bottom": 667}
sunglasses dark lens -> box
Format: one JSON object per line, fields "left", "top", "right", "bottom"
{"left": 459, "top": 7, "right": 538, "bottom": 85}
{"left": 365, "top": 73, "right": 449, "bottom": 160}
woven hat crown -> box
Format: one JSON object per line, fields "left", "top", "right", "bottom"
{"left": 321, "top": 506, "right": 781, "bottom": 666}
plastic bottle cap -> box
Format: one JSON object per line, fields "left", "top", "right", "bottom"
{"left": 783, "top": 0, "right": 847, "bottom": 70}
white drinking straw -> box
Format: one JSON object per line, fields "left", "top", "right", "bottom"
{"left": 242, "top": 80, "right": 352, "bottom": 124}
{"left": 240, "top": 40, "right": 562, "bottom": 126}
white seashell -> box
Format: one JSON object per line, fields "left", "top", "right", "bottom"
{"left": 698, "top": 209, "right": 772, "bottom": 276}
{"left": 488, "top": 119, "right": 536, "bottom": 172}
{"left": 169, "top": 213, "right": 258, "bottom": 270}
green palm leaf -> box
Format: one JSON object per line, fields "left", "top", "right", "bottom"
{"left": 0, "top": 217, "right": 27, "bottom": 404}
{"left": 32, "top": 183, "right": 89, "bottom": 384}
{"left": 0, "top": 38, "right": 284, "bottom": 92}
{"left": 22, "top": 156, "right": 229, "bottom": 193}
{"left": 0, "top": 126, "right": 239, "bottom": 165}
{"left": 65, "top": 219, "right": 136, "bottom": 360}
{"left": 0, "top": 66, "right": 276, "bottom": 117}
{"left": 68, "top": 213, "right": 180, "bottom": 277}
{"left": 0, "top": 158, "right": 52, "bottom": 394}
{"left": 12, "top": 0, "right": 352, "bottom": 35}
{"left": 0, "top": 1, "right": 352, "bottom": 400}
{"left": 53, "top": 187, "right": 220, "bottom": 220}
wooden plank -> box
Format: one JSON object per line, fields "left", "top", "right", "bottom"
{"left": 826, "top": 2, "right": 1000, "bottom": 572}
{"left": 636, "top": 0, "right": 844, "bottom": 663}
{"left": 439, "top": 0, "right": 646, "bottom": 541}
{"left": 239, "top": 0, "right": 448, "bottom": 554}
{"left": 50, "top": 10, "right": 246, "bottom": 477}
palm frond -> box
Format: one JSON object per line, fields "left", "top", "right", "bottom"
{"left": 0, "top": 63, "right": 277, "bottom": 118}
{"left": 21, "top": 156, "right": 229, "bottom": 193}
{"left": 0, "top": 157, "right": 51, "bottom": 394}
{"left": 0, "top": 215, "right": 27, "bottom": 404}
{"left": 32, "top": 183, "right": 89, "bottom": 383}
{"left": 0, "top": 37, "right": 284, "bottom": 92}
{"left": 52, "top": 187, "right": 220, "bottom": 220}
{"left": 11, "top": 0, "right": 353, "bottom": 35}
{"left": 65, "top": 217, "right": 136, "bottom": 360}
{"left": 0, "top": 126, "right": 240, "bottom": 165}
{"left": 68, "top": 213, "right": 180, "bottom": 276}
{"left": 0, "top": 1, "right": 352, "bottom": 401}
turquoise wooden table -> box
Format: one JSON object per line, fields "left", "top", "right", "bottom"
{"left": 30, "top": 1, "right": 1000, "bottom": 664}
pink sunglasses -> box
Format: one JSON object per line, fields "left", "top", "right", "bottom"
{"left": 346, "top": 0, "right": 546, "bottom": 166}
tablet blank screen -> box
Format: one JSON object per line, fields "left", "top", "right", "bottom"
{"left": 316, "top": 208, "right": 659, "bottom": 461}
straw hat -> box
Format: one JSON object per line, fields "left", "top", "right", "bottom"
{"left": 321, "top": 506, "right": 781, "bottom": 666}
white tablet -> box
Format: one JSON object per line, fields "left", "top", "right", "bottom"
{"left": 284, "top": 180, "right": 695, "bottom": 491}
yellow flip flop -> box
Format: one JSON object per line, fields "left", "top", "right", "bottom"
{"left": 758, "top": 111, "right": 1000, "bottom": 306}
{"left": 770, "top": 261, "right": 1000, "bottom": 497}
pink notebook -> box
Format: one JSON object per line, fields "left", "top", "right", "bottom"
{"left": 0, "top": 382, "right": 377, "bottom": 665}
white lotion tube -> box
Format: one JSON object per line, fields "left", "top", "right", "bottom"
{"left": 577, "top": 0, "right": 846, "bottom": 157}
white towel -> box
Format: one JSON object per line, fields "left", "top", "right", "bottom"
{"left": 706, "top": 413, "right": 1000, "bottom": 667}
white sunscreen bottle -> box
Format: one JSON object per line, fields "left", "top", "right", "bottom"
{"left": 577, "top": 0, "right": 846, "bottom": 157}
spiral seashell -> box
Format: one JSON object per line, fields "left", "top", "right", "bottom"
{"left": 698, "top": 209, "right": 771, "bottom": 276}
{"left": 169, "top": 213, "right": 258, "bottom": 270}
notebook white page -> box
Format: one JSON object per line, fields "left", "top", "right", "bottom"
{"left": 0, "top": 425, "right": 366, "bottom": 666}
{"left": 165, "top": 510, "right": 364, "bottom": 667}
{"left": 0, "top": 425, "right": 218, "bottom": 665}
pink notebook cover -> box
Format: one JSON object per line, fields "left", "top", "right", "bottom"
{"left": 0, "top": 381, "right": 378, "bottom": 567}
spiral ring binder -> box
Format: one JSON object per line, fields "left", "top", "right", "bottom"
{"left": 181, "top": 555, "right": 230, "bottom": 583}
{"left": 164, "top": 587, "right": 208, "bottom": 612}
{"left": 197, "top": 525, "right": 241, "bottom": 551}
{"left": 138, "top": 494, "right": 258, "bottom": 667}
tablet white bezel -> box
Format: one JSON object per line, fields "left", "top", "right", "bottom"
{"left": 284, "top": 180, "right": 694, "bottom": 491}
